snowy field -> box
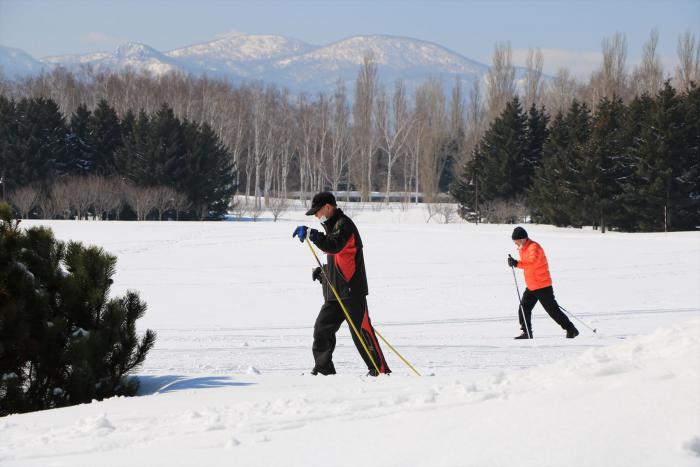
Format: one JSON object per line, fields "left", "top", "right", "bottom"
{"left": 2, "top": 204, "right": 699, "bottom": 467}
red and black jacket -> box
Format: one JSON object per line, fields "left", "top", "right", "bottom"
{"left": 311, "top": 208, "right": 368, "bottom": 301}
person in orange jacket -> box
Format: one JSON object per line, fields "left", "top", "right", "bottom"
{"left": 507, "top": 227, "right": 579, "bottom": 339}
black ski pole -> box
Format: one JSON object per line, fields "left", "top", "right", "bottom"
{"left": 509, "top": 255, "right": 531, "bottom": 339}
{"left": 559, "top": 305, "right": 597, "bottom": 333}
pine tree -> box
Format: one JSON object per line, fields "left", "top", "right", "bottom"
{"left": 88, "top": 100, "right": 121, "bottom": 176}
{"left": 680, "top": 83, "right": 700, "bottom": 229}
{"left": 522, "top": 104, "right": 549, "bottom": 189}
{"left": 475, "top": 97, "right": 527, "bottom": 201}
{"left": 0, "top": 203, "right": 155, "bottom": 415}
{"left": 576, "top": 97, "right": 628, "bottom": 232}
{"left": 181, "top": 120, "right": 237, "bottom": 219}
{"left": 0, "top": 96, "right": 18, "bottom": 200}
{"left": 626, "top": 83, "right": 700, "bottom": 231}
{"left": 115, "top": 110, "right": 150, "bottom": 183}
{"left": 61, "top": 104, "right": 94, "bottom": 175}
{"left": 146, "top": 105, "right": 187, "bottom": 187}
{"left": 553, "top": 100, "right": 592, "bottom": 227}
{"left": 528, "top": 112, "right": 574, "bottom": 225}
{"left": 9, "top": 98, "right": 66, "bottom": 191}
{"left": 620, "top": 93, "right": 656, "bottom": 230}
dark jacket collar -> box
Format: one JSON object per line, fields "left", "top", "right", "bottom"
{"left": 322, "top": 207, "right": 344, "bottom": 231}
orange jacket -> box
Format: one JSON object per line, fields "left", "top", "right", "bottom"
{"left": 516, "top": 239, "right": 552, "bottom": 290}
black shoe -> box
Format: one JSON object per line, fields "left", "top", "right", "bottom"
{"left": 566, "top": 327, "right": 579, "bottom": 338}
{"left": 310, "top": 368, "right": 336, "bottom": 376}
{"left": 514, "top": 331, "right": 532, "bottom": 339}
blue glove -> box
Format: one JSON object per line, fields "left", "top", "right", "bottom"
{"left": 292, "top": 225, "right": 308, "bottom": 242}
{"left": 308, "top": 229, "right": 320, "bottom": 242}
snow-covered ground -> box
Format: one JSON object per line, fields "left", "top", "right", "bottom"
{"left": 2, "top": 204, "right": 699, "bottom": 466}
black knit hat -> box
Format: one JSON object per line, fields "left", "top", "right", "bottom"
{"left": 512, "top": 226, "right": 528, "bottom": 240}
{"left": 305, "top": 191, "right": 337, "bottom": 216}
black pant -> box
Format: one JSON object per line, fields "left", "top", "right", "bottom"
{"left": 312, "top": 296, "right": 390, "bottom": 375}
{"left": 518, "top": 286, "right": 574, "bottom": 334}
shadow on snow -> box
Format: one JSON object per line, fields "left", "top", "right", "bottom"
{"left": 136, "top": 375, "right": 255, "bottom": 395}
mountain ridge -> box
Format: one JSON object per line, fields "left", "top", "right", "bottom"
{"left": 0, "top": 33, "right": 517, "bottom": 94}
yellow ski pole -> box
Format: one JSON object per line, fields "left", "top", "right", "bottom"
{"left": 372, "top": 327, "right": 421, "bottom": 376}
{"left": 305, "top": 238, "right": 381, "bottom": 375}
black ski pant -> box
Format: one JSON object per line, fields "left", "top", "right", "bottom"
{"left": 518, "top": 286, "right": 575, "bottom": 334}
{"left": 312, "top": 296, "right": 390, "bottom": 375}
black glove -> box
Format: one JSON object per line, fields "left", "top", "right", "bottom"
{"left": 308, "top": 228, "right": 320, "bottom": 242}
{"left": 312, "top": 266, "right": 322, "bottom": 283}
{"left": 507, "top": 255, "right": 518, "bottom": 268}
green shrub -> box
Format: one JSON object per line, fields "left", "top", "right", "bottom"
{"left": 0, "top": 202, "right": 156, "bottom": 415}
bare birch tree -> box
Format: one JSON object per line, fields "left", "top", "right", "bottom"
{"left": 415, "top": 79, "right": 447, "bottom": 203}
{"left": 329, "top": 80, "right": 351, "bottom": 193}
{"left": 465, "top": 79, "right": 486, "bottom": 158}
{"left": 51, "top": 180, "right": 73, "bottom": 219}
{"left": 10, "top": 186, "right": 39, "bottom": 219}
{"left": 352, "top": 54, "right": 378, "bottom": 202}
{"left": 153, "top": 185, "right": 177, "bottom": 220}
{"left": 486, "top": 42, "right": 516, "bottom": 121}
{"left": 590, "top": 32, "right": 628, "bottom": 104}
{"left": 376, "top": 80, "right": 411, "bottom": 202}
{"left": 124, "top": 185, "right": 157, "bottom": 221}
{"left": 631, "top": 29, "right": 664, "bottom": 97}
{"left": 544, "top": 67, "right": 578, "bottom": 116}
{"left": 523, "top": 48, "right": 544, "bottom": 109}
{"left": 171, "top": 191, "right": 191, "bottom": 221}
{"left": 675, "top": 30, "right": 700, "bottom": 92}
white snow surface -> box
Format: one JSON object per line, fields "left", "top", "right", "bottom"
{"left": 2, "top": 204, "right": 699, "bottom": 467}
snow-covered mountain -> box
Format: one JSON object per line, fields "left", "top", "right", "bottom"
{"left": 0, "top": 45, "right": 46, "bottom": 79}
{"left": 168, "top": 32, "right": 314, "bottom": 63}
{"left": 265, "top": 34, "right": 490, "bottom": 93}
{"left": 1, "top": 33, "right": 494, "bottom": 93}
{"left": 42, "top": 42, "right": 182, "bottom": 76}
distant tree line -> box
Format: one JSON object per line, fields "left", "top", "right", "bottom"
{"left": 0, "top": 97, "right": 235, "bottom": 220}
{"left": 452, "top": 82, "right": 700, "bottom": 232}
{"left": 0, "top": 29, "right": 698, "bottom": 225}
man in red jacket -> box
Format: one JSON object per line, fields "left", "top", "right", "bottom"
{"left": 293, "top": 192, "right": 390, "bottom": 376}
{"left": 508, "top": 226, "right": 579, "bottom": 339}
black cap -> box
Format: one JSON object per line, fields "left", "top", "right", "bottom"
{"left": 305, "top": 191, "right": 336, "bottom": 216}
{"left": 512, "top": 226, "right": 528, "bottom": 240}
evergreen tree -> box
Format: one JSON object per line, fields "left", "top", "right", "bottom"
{"left": 522, "top": 104, "right": 549, "bottom": 189}
{"left": 474, "top": 97, "right": 527, "bottom": 201}
{"left": 680, "top": 84, "right": 700, "bottom": 229}
{"left": 626, "top": 83, "right": 699, "bottom": 231}
{"left": 438, "top": 134, "right": 460, "bottom": 193}
{"left": 0, "top": 96, "right": 18, "bottom": 200}
{"left": 528, "top": 112, "right": 573, "bottom": 225}
{"left": 0, "top": 203, "right": 155, "bottom": 415}
{"left": 61, "top": 104, "right": 94, "bottom": 175}
{"left": 620, "top": 93, "right": 656, "bottom": 230}
{"left": 145, "top": 105, "right": 187, "bottom": 187}
{"left": 115, "top": 106, "right": 236, "bottom": 219}
{"left": 88, "top": 100, "right": 121, "bottom": 176}
{"left": 576, "top": 97, "right": 628, "bottom": 232}
{"left": 8, "top": 98, "right": 66, "bottom": 192}
{"left": 115, "top": 109, "right": 150, "bottom": 183}
{"left": 181, "top": 120, "right": 237, "bottom": 219}
{"left": 450, "top": 145, "right": 481, "bottom": 220}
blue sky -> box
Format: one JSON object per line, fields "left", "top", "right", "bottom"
{"left": 1, "top": 0, "right": 698, "bottom": 77}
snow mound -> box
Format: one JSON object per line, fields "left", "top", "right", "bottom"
{"left": 1, "top": 320, "right": 697, "bottom": 466}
